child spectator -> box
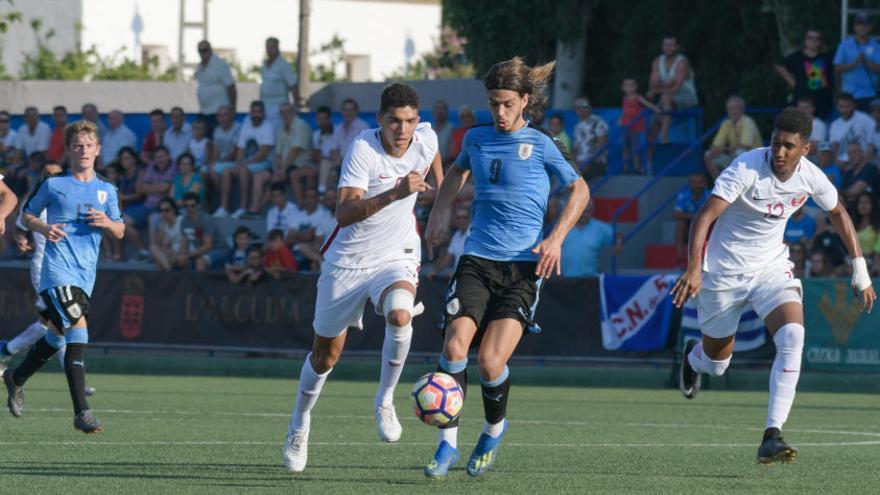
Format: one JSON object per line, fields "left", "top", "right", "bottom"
{"left": 228, "top": 245, "right": 266, "bottom": 285}
{"left": 224, "top": 226, "right": 257, "bottom": 281}
{"left": 620, "top": 77, "right": 660, "bottom": 174}
{"left": 264, "top": 228, "right": 298, "bottom": 278}
{"left": 172, "top": 152, "right": 205, "bottom": 205}
{"left": 547, "top": 114, "right": 571, "bottom": 154}
{"left": 189, "top": 117, "right": 212, "bottom": 170}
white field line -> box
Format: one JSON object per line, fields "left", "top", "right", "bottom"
{"left": 0, "top": 440, "right": 878, "bottom": 448}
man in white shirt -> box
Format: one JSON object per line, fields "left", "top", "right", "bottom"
{"left": 829, "top": 92, "right": 874, "bottom": 162}
{"left": 265, "top": 183, "right": 300, "bottom": 235}
{"left": 101, "top": 110, "right": 137, "bottom": 164}
{"left": 260, "top": 37, "right": 301, "bottom": 131}
{"left": 80, "top": 103, "right": 108, "bottom": 138}
{"left": 215, "top": 100, "right": 275, "bottom": 219}
{"left": 672, "top": 108, "right": 875, "bottom": 465}
{"left": 282, "top": 83, "right": 444, "bottom": 473}
{"left": 16, "top": 107, "right": 51, "bottom": 159}
{"left": 195, "top": 40, "right": 237, "bottom": 133}
{"left": 163, "top": 107, "right": 193, "bottom": 161}
{"left": 286, "top": 187, "right": 334, "bottom": 270}
{"left": 320, "top": 99, "right": 370, "bottom": 193}
{"left": 432, "top": 100, "right": 454, "bottom": 166}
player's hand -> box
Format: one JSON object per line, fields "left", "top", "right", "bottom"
{"left": 671, "top": 267, "right": 702, "bottom": 308}
{"left": 394, "top": 171, "right": 432, "bottom": 198}
{"left": 87, "top": 208, "right": 114, "bottom": 229}
{"left": 854, "top": 284, "right": 876, "bottom": 314}
{"left": 14, "top": 233, "right": 32, "bottom": 253}
{"left": 424, "top": 209, "right": 451, "bottom": 260}
{"left": 44, "top": 223, "right": 67, "bottom": 243}
{"left": 532, "top": 237, "right": 563, "bottom": 278}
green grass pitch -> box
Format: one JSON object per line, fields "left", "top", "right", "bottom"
{"left": 0, "top": 368, "right": 877, "bottom": 494}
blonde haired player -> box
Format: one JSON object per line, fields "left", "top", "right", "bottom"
{"left": 282, "top": 83, "right": 443, "bottom": 472}
{"left": 672, "top": 107, "right": 875, "bottom": 464}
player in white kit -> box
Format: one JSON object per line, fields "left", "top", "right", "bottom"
{"left": 671, "top": 108, "right": 875, "bottom": 464}
{"left": 282, "top": 83, "right": 443, "bottom": 472}
{"left": 0, "top": 161, "right": 96, "bottom": 396}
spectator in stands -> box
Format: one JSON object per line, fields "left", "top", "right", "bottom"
{"left": 216, "top": 100, "right": 275, "bottom": 219}
{"left": 228, "top": 245, "right": 265, "bottom": 285}
{"left": 179, "top": 192, "right": 225, "bottom": 271}
{"left": 870, "top": 99, "right": 880, "bottom": 156}
{"left": 449, "top": 104, "right": 475, "bottom": 164}
{"left": 321, "top": 187, "right": 337, "bottom": 217}
{"left": 560, "top": 201, "right": 622, "bottom": 277}
{"left": 812, "top": 216, "right": 849, "bottom": 270}
{"left": 266, "top": 183, "right": 298, "bottom": 234}
{"left": 287, "top": 187, "right": 334, "bottom": 271}
{"left": 784, "top": 206, "right": 817, "bottom": 246}
{"left": 815, "top": 142, "right": 842, "bottom": 188}
{"left": 134, "top": 145, "right": 177, "bottom": 257}
{"left": 16, "top": 106, "right": 50, "bottom": 159}
{"left": 704, "top": 95, "right": 763, "bottom": 178}
{"left": 46, "top": 105, "right": 67, "bottom": 162}
{"left": 206, "top": 105, "right": 240, "bottom": 205}
{"left": 647, "top": 35, "right": 699, "bottom": 143}
{"left": 101, "top": 110, "right": 137, "bottom": 166}
{"left": 852, "top": 191, "right": 880, "bottom": 258}
{"left": 432, "top": 100, "right": 453, "bottom": 165}
{"left": 195, "top": 40, "right": 236, "bottom": 133}
{"left": 830, "top": 92, "right": 874, "bottom": 163}
{"left": 423, "top": 204, "right": 470, "bottom": 278}
{"left": 0, "top": 110, "right": 18, "bottom": 169}
{"left": 673, "top": 171, "right": 710, "bottom": 264}
{"left": 149, "top": 197, "right": 185, "bottom": 271}
{"left": 547, "top": 114, "right": 571, "bottom": 154}
{"left": 172, "top": 152, "right": 205, "bottom": 205}
{"left": 273, "top": 102, "right": 312, "bottom": 205}
{"left": 840, "top": 140, "right": 878, "bottom": 207}
{"left": 264, "top": 228, "right": 297, "bottom": 278}
{"left": 113, "top": 147, "right": 146, "bottom": 261}
{"left": 13, "top": 151, "right": 44, "bottom": 195}
{"left": 163, "top": 107, "right": 193, "bottom": 161}
{"left": 834, "top": 13, "right": 880, "bottom": 111}
{"left": 572, "top": 97, "right": 608, "bottom": 179}
{"left": 188, "top": 117, "right": 211, "bottom": 171}
{"left": 224, "top": 225, "right": 257, "bottom": 282}
{"left": 796, "top": 97, "right": 827, "bottom": 159}
{"left": 141, "top": 109, "right": 167, "bottom": 163}
{"left": 260, "top": 37, "right": 300, "bottom": 131}
{"left": 321, "top": 98, "right": 369, "bottom": 193}
{"left": 620, "top": 77, "right": 660, "bottom": 174}
{"left": 81, "top": 103, "right": 107, "bottom": 137}
{"left": 789, "top": 241, "right": 807, "bottom": 279}
{"left": 807, "top": 250, "right": 832, "bottom": 278}
{"left": 775, "top": 29, "right": 835, "bottom": 119}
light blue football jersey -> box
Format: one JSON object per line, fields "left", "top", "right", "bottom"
{"left": 24, "top": 171, "right": 122, "bottom": 296}
{"left": 455, "top": 124, "right": 581, "bottom": 262}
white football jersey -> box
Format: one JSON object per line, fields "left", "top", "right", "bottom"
{"left": 321, "top": 123, "right": 438, "bottom": 269}
{"left": 16, "top": 206, "right": 48, "bottom": 292}
{"left": 705, "top": 147, "right": 838, "bottom": 275}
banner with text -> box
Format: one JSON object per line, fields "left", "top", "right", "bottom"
{"left": 599, "top": 274, "right": 678, "bottom": 351}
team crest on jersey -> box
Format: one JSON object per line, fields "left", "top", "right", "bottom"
{"left": 791, "top": 195, "right": 807, "bottom": 207}
{"left": 518, "top": 143, "right": 533, "bottom": 160}
{"left": 97, "top": 190, "right": 108, "bottom": 205}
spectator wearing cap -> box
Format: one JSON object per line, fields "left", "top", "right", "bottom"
{"left": 830, "top": 92, "right": 875, "bottom": 162}
{"left": 775, "top": 29, "right": 835, "bottom": 119}
{"left": 796, "top": 96, "right": 827, "bottom": 159}
{"left": 834, "top": 13, "right": 880, "bottom": 111}
{"left": 572, "top": 96, "right": 609, "bottom": 179}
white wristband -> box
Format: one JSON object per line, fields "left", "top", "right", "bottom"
{"left": 851, "top": 257, "right": 872, "bottom": 291}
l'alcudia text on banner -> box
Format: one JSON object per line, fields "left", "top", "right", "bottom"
{"left": 802, "top": 279, "right": 880, "bottom": 371}
{"left": 599, "top": 274, "right": 678, "bottom": 351}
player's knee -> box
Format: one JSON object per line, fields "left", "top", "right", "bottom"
{"left": 773, "top": 322, "right": 804, "bottom": 354}
{"left": 383, "top": 289, "right": 414, "bottom": 327}
{"left": 477, "top": 353, "right": 507, "bottom": 381}
{"left": 310, "top": 347, "right": 340, "bottom": 373}
{"left": 443, "top": 337, "right": 469, "bottom": 362}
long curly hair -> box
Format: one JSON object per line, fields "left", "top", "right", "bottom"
{"left": 483, "top": 56, "right": 555, "bottom": 119}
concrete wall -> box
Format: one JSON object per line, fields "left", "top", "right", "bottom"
{"left": 308, "top": 79, "right": 488, "bottom": 112}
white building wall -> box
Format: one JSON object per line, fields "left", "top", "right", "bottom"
{"left": 0, "top": 0, "right": 82, "bottom": 78}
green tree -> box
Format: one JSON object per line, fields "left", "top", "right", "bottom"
{"left": 310, "top": 34, "right": 347, "bottom": 82}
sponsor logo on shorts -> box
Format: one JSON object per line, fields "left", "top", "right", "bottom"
{"left": 446, "top": 297, "right": 460, "bottom": 316}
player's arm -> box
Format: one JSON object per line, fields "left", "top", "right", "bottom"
{"left": 533, "top": 178, "right": 589, "bottom": 278}
{"left": 424, "top": 164, "right": 470, "bottom": 257}
{"left": 670, "top": 196, "right": 731, "bottom": 307}
{"left": 0, "top": 179, "right": 16, "bottom": 235}
{"left": 773, "top": 64, "right": 796, "bottom": 88}
{"left": 827, "top": 200, "right": 876, "bottom": 312}
{"left": 336, "top": 172, "right": 429, "bottom": 227}
{"left": 429, "top": 151, "right": 444, "bottom": 188}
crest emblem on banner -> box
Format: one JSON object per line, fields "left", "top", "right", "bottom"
{"left": 97, "top": 190, "right": 108, "bottom": 205}
{"left": 518, "top": 143, "right": 533, "bottom": 160}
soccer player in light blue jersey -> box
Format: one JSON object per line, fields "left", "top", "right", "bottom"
{"left": 4, "top": 120, "right": 124, "bottom": 433}
{"left": 423, "top": 57, "right": 590, "bottom": 478}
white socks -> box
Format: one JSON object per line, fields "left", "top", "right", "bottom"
{"left": 6, "top": 320, "right": 48, "bottom": 354}
{"left": 374, "top": 322, "right": 413, "bottom": 408}
{"left": 482, "top": 420, "right": 505, "bottom": 438}
{"left": 289, "top": 353, "right": 331, "bottom": 433}
{"left": 686, "top": 342, "right": 731, "bottom": 376}
{"left": 438, "top": 426, "right": 458, "bottom": 448}
{"left": 767, "top": 323, "right": 804, "bottom": 430}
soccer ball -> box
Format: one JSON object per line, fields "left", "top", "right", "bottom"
{"left": 411, "top": 372, "right": 464, "bottom": 426}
